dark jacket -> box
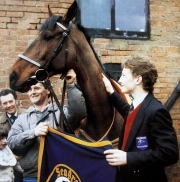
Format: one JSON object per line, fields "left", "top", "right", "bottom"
{"left": 110, "top": 91, "right": 179, "bottom": 182}
{"left": 0, "top": 107, "right": 26, "bottom": 132}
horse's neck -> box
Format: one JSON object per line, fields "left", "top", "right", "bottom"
{"left": 75, "top": 44, "right": 114, "bottom": 139}
{"left": 76, "top": 46, "right": 108, "bottom": 108}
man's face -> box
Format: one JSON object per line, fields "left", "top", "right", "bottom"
{"left": 118, "top": 68, "right": 137, "bottom": 94}
{"left": 0, "top": 93, "right": 18, "bottom": 114}
{"left": 28, "top": 83, "right": 50, "bottom": 106}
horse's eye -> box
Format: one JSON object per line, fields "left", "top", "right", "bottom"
{"left": 43, "top": 34, "right": 53, "bottom": 41}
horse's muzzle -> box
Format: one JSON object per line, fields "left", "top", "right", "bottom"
{"left": 9, "top": 71, "right": 37, "bottom": 92}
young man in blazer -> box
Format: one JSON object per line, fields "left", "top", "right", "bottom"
{"left": 102, "top": 55, "right": 179, "bottom": 182}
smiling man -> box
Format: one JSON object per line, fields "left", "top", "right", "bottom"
{"left": 7, "top": 69, "right": 86, "bottom": 182}
{"left": 0, "top": 89, "right": 26, "bottom": 129}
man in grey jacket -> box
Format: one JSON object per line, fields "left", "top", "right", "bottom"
{"left": 7, "top": 69, "right": 86, "bottom": 182}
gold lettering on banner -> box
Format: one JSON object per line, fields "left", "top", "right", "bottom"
{"left": 52, "top": 164, "right": 81, "bottom": 182}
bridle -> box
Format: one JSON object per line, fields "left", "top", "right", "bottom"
{"left": 18, "top": 21, "right": 72, "bottom": 71}
{"left": 18, "top": 21, "right": 74, "bottom": 133}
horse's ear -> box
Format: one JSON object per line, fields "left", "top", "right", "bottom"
{"left": 63, "top": 0, "right": 77, "bottom": 23}
{"left": 48, "top": 5, "right": 54, "bottom": 17}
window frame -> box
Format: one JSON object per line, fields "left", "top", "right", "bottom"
{"left": 75, "top": 0, "right": 150, "bottom": 40}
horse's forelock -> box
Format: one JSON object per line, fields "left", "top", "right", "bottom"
{"left": 40, "top": 16, "right": 62, "bottom": 32}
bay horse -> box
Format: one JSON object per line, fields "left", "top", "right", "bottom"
{"left": 9, "top": 1, "right": 127, "bottom": 144}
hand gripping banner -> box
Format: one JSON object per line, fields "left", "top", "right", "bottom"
{"left": 38, "top": 127, "right": 117, "bottom": 182}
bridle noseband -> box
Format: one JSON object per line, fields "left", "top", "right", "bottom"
{"left": 18, "top": 21, "right": 74, "bottom": 133}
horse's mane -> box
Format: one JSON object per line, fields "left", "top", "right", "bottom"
{"left": 76, "top": 23, "right": 107, "bottom": 76}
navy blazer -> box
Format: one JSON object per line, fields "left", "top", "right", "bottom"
{"left": 110, "top": 92, "right": 179, "bottom": 182}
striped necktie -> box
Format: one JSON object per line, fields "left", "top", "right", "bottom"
{"left": 128, "top": 103, "right": 134, "bottom": 114}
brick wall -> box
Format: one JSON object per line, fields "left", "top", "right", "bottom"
{"left": 0, "top": 0, "right": 179, "bottom": 181}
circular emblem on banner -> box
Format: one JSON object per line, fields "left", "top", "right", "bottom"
{"left": 47, "top": 164, "right": 81, "bottom": 182}
{"left": 55, "top": 176, "right": 70, "bottom": 182}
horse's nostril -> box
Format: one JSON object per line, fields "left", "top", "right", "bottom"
{"left": 10, "top": 71, "right": 18, "bottom": 83}
{"left": 9, "top": 71, "right": 18, "bottom": 90}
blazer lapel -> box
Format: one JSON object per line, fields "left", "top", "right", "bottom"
{"left": 124, "top": 93, "right": 154, "bottom": 151}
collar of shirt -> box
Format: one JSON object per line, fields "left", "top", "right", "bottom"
{"left": 32, "top": 104, "right": 50, "bottom": 113}
{"left": 133, "top": 93, "right": 148, "bottom": 109}
{"left": 7, "top": 112, "right": 18, "bottom": 118}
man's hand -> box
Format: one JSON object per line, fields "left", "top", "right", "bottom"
{"left": 104, "top": 149, "right": 127, "bottom": 166}
{"left": 65, "top": 69, "right": 76, "bottom": 84}
{"left": 34, "top": 122, "right": 49, "bottom": 137}
{"left": 102, "top": 74, "right": 114, "bottom": 94}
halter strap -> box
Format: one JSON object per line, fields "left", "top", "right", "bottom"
{"left": 57, "top": 22, "right": 68, "bottom": 31}
{"left": 97, "top": 108, "right": 116, "bottom": 142}
{"left": 18, "top": 54, "right": 41, "bottom": 67}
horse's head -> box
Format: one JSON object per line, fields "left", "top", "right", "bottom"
{"left": 9, "top": 1, "right": 79, "bottom": 92}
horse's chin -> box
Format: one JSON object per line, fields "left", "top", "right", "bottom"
{"left": 10, "top": 79, "right": 38, "bottom": 93}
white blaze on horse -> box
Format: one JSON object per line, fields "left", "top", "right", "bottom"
{"left": 9, "top": 1, "right": 129, "bottom": 145}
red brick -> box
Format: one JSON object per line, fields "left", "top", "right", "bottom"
{"left": 6, "top": 11, "right": 23, "bottom": 17}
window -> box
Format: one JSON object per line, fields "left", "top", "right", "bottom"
{"left": 103, "top": 63, "right": 122, "bottom": 82}
{"left": 75, "top": 0, "right": 150, "bottom": 40}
